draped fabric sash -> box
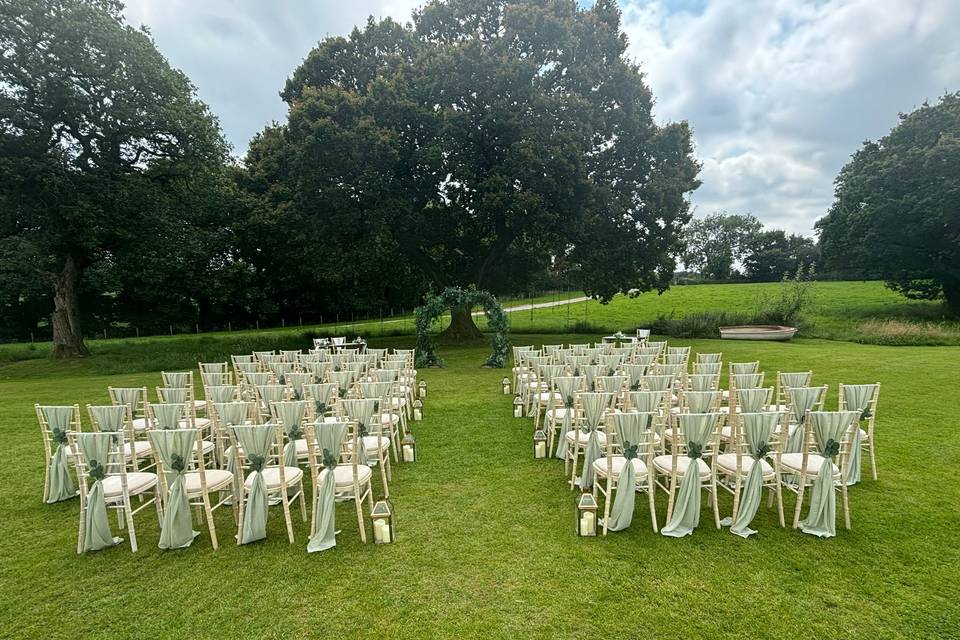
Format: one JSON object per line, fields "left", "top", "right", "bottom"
{"left": 305, "top": 383, "right": 337, "bottom": 418}
{"left": 207, "top": 385, "right": 239, "bottom": 403}
{"left": 553, "top": 377, "right": 582, "bottom": 459}
{"left": 274, "top": 401, "right": 308, "bottom": 467}
{"left": 76, "top": 433, "right": 122, "bottom": 551}
{"left": 786, "top": 387, "right": 822, "bottom": 453}
{"left": 623, "top": 364, "right": 649, "bottom": 391}
{"left": 661, "top": 413, "right": 716, "bottom": 537}
{"left": 688, "top": 375, "right": 716, "bottom": 392}
{"left": 42, "top": 406, "right": 76, "bottom": 503}
{"left": 799, "top": 412, "right": 854, "bottom": 538}
{"left": 159, "top": 387, "right": 188, "bottom": 405}
{"left": 842, "top": 384, "right": 876, "bottom": 486}
{"left": 163, "top": 372, "right": 191, "bottom": 388}
{"left": 685, "top": 391, "right": 718, "bottom": 414}
{"left": 731, "top": 362, "right": 759, "bottom": 374}
{"left": 152, "top": 403, "right": 184, "bottom": 430}
{"left": 628, "top": 391, "right": 664, "bottom": 414}
{"left": 725, "top": 412, "right": 778, "bottom": 538}
{"left": 340, "top": 399, "right": 376, "bottom": 466}
{"left": 577, "top": 392, "right": 613, "bottom": 489}
{"left": 234, "top": 425, "right": 275, "bottom": 544}
{"left": 605, "top": 412, "right": 652, "bottom": 531}
{"left": 149, "top": 429, "right": 200, "bottom": 549}
{"left": 307, "top": 422, "right": 348, "bottom": 552}
{"left": 736, "top": 388, "right": 769, "bottom": 413}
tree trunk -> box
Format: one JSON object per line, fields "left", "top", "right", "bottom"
{"left": 439, "top": 304, "right": 483, "bottom": 341}
{"left": 50, "top": 254, "right": 89, "bottom": 358}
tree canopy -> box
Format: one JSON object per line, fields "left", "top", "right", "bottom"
{"left": 247, "top": 0, "right": 700, "bottom": 335}
{"left": 0, "top": 0, "right": 229, "bottom": 355}
{"left": 816, "top": 93, "right": 960, "bottom": 313}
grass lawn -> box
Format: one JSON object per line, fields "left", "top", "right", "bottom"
{"left": 2, "top": 332, "right": 959, "bottom": 638}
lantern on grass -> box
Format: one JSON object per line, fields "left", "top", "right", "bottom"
{"left": 501, "top": 377, "right": 511, "bottom": 395}
{"left": 418, "top": 380, "right": 427, "bottom": 398}
{"left": 371, "top": 497, "right": 394, "bottom": 544}
{"left": 576, "top": 491, "right": 598, "bottom": 537}
{"left": 402, "top": 431, "right": 417, "bottom": 462}
{"left": 533, "top": 428, "right": 547, "bottom": 458}
{"left": 413, "top": 399, "right": 423, "bottom": 421}
{"left": 513, "top": 396, "right": 524, "bottom": 418}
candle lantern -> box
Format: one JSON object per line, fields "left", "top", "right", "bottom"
{"left": 576, "top": 491, "right": 598, "bottom": 537}
{"left": 418, "top": 380, "right": 427, "bottom": 398}
{"left": 501, "top": 377, "right": 511, "bottom": 395}
{"left": 402, "top": 431, "right": 417, "bottom": 462}
{"left": 533, "top": 428, "right": 547, "bottom": 458}
{"left": 513, "top": 395, "right": 524, "bottom": 418}
{"left": 413, "top": 399, "right": 423, "bottom": 421}
{"left": 371, "top": 497, "right": 395, "bottom": 544}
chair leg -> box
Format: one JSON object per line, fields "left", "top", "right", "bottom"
{"left": 711, "top": 472, "right": 721, "bottom": 529}
{"left": 792, "top": 476, "right": 807, "bottom": 528}
{"left": 298, "top": 481, "right": 308, "bottom": 522}
{"left": 77, "top": 503, "right": 86, "bottom": 554}
{"left": 125, "top": 504, "right": 138, "bottom": 553}
{"left": 379, "top": 456, "right": 390, "bottom": 499}
{"left": 356, "top": 490, "right": 367, "bottom": 543}
{"left": 202, "top": 493, "right": 219, "bottom": 550}
{"left": 648, "top": 479, "right": 658, "bottom": 532}
{"left": 775, "top": 482, "right": 785, "bottom": 527}
{"left": 841, "top": 482, "right": 851, "bottom": 530}
{"left": 280, "top": 490, "right": 295, "bottom": 543}
{"left": 868, "top": 437, "right": 878, "bottom": 481}
{"left": 665, "top": 474, "right": 677, "bottom": 523}
{"left": 730, "top": 474, "right": 742, "bottom": 524}
{"left": 601, "top": 478, "right": 612, "bottom": 536}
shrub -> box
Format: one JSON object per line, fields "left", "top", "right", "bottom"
{"left": 853, "top": 319, "right": 960, "bottom": 346}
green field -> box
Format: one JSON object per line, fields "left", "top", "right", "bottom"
{"left": 2, "top": 329, "right": 959, "bottom": 638}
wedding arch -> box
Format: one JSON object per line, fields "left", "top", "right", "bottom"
{"left": 414, "top": 287, "right": 511, "bottom": 368}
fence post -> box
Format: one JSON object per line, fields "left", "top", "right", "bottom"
{"left": 30, "top": 331, "right": 34, "bottom": 343}
{"left": 256, "top": 319, "right": 259, "bottom": 330}
{"left": 135, "top": 327, "right": 139, "bottom": 338}
{"left": 196, "top": 323, "right": 199, "bottom": 334}
{"left": 282, "top": 318, "right": 285, "bottom": 328}
{"left": 169, "top": 325, "right": 173, "bottom": 336}
{"left": 228, "top": 321, "right": 232, "bottom": 332}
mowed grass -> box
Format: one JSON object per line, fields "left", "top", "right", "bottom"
{"left": 1, "top": 333, "right": 959, "bottom": 638}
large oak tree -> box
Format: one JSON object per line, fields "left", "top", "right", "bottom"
{"left": 249, "top": 0, "right": 700, "bottom": 337}
{"left": 816, "top": 93, "right": 960, "bottom": 314}
{"left": 0, "top": 0, "right": 226, "bottom": 356}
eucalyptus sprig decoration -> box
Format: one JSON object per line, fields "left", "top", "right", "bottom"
{"left": 623, "top": 441, "right": 639, "bottom": 460}
{"left": 246, "top": 454, "right": 266, "bottom": 474}
{"left": 822, "top": 438, "right": 840, "bottom": 458}
{"left": 88, "top": 459, "right": 106, "bottom": 482}
{"left": 754, "top": 441, "right": 771, "bottom": 460}
{"left": 51, "top": 427, "right": 68, "bottom": 446}
{"left": 686, "top": 441, "right": 703, "bottom": 459}
{"left": 321, "top": 448, "right": 338, "bottom": 469}
{"left": 169, "top": 453, "right": 186, "bottom": 473}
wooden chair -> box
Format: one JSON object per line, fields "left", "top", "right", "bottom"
{"left": 36, "top": 404, "right": 81, "bottom": 503}
{"left": 593, "top": 411, "right": 658, "bottom": 534}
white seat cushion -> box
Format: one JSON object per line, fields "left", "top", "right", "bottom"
{"left": 715, "top": 453, "right": 775, "bottom": 478}
{"left": 103, "top": 472, "right": 158, "bottom": 498}
{"left": 184, "top": 469, "right": 234, "bottom": 494}
{"left": 780, "top": 453, "right": 839, "bottom": 476}
{"left": 346, "top": 435, "right": 391, "bottom": 453}
{"left": 196, "top": 440, "right": 216, "bottom": 456}
{"left": 332, "top": 464, "right": 373, "bottom": 486}
{"left": 564, "top": 430, "right": 607, "bottom": 445}
{"left": 179, "top": 417, "right": 211, "bottom": 429}
{"left": 122, "top": 440, "right": 152, "bottom": 458}
{"left": 192, "top": 400, "right": 206, "bottom": 410}
{"left": 132, "top": 417, "right": 149, "bottom": 431}
{"left": 535, "top": 392, "right": 561, "bottom": 403}
{"left": 592, "top": 455, "right": 648, "bottom": 479}
{"left": 379, "top": 413, "right": 401, "bottom": 425}
{"left": 244, "top": 466, "right": 303, "bottom": 490}
{"left": 546, "top": 408, "right": 573, "bottom": 420}
{"left": 653, "top": 455, "right": 711, "bottom": 478}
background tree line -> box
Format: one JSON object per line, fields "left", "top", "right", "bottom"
{"left": 1, "top": 0, "right": 956, "bottom": 355}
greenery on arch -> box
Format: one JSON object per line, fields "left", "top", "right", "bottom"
{"left": 415, "top": 288, "right": 511, "bottom": 368}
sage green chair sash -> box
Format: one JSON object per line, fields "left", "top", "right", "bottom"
{"left": 244, "top": 372, "right": 273, "bottom": 386}
{"left": 841, "top": 384, "right": 877, "bottom": 486}
{"left": 634, "top": 354, "right": 658, "bottom": 367}
{"left": 256, "top": 385, "right": 286, "bottom": 412}
{"left": 89, "top": 405, "right": 126, "bottom": 433}
{"left": 152, "top": 403, "right": 184, "bottom": 430}
{"left": 694, "top": 362, "right": 721, "bottom": 375}
{"left": 696, "top": 353, "right": 722, "bottom": 363}
{"left": 662, "top": 353, "right": 687, "bottom": 366}
{"left": 786, "top": 387, "right": 823, "bottom": 452}
{"left": 112, "top": 388, "right": 142, "bottom": 409}
{"left": 148, "top": 429, "right": 200, "bottom": 549}
{"left": 726, "top": 412, "right": 778, "bottom": 538}
{"left": 644, "top": 374, "right": 674, "bottom": 392}
{"left": 623, "top": 364, "right": 650, "bottom": 391}
{"left": 268, "top": 362, "right": 293, "bottom": 384}
{"left": 600, "top": 354, "right": 624, "bottom": 374}
{"left": 328, "top": 370, "right": 355, "bottom": 397}
{"left": 799, "top": 411, "right": 856, "bottom": 538}
{"left": 345, "top": 362, "right": 366, "bottom": 377}
{"left": 304, "top": 383, "right": 336, "bottom": 417}
{"left": 235, "top": 362, "right": 258, "bottom": 375}
{"left": 780, "top": 372, "right": 812, "bottom": 389}
{"left": 731, "top": 362, "right": 759, "bottom": 374}
{"left": 373, "top": 369, "right": 400, "bottom": 383}
{"left": 359, "top": 381, "right": 393, "bottom": 402}
{"left": 76, "top": 432, "right": 121, "bottom": 551}
{"left": 606, "top": 412, "right": 654, "bottom": 532}
{"left": 274, "top": 401, "right": 308, "bottom": 467}
{"left": 688, "top": 374, "right": 716, "bottom": 392}
{"left": 661, "top": 413, "right": 717, "bottom": 537}
{"left": 286, "top": 373, "right": 313, "bottom": 400}
{"left": 595, "top": 375, "right": 627, "bottom": 393}
{"left": 577, "top": 392, "right": 614, "bottom": 489}
{"left": 162, "top": 372, "right": 191, "bottom": 388}
{"left": 340, "top": 398, "right": 376, "bottom": 466}
{"left": 553, "top": 376, "right": 582, "bottom": 459}
{"left": 731, "top": 373, "right": 763, "bottom": 389}
{"left": 307, "top": 421, "right": 348, "bottom": 552}
{"left": 42, "top": 406, "right": 76, "bottom": 503}
{"left": 306, "top": 362, "right": 331, "bottom": 380}
{"left": 736, "top": 388, "right": 770, "bottom": 413}
{"left": 581, "top": 365, "right": 602, "bottom": 390}
{"left": 685, "top": 391, "right": 718, "bottom": 414}
{"left": 206, "top": 385, "right": 239, "bottom": 403}
{"left": 200, "top": 362, "right": 227, "bottom": 373}
{"left": 158, "top": 387, "right": 189, "bottom": 405}
{"left": 627, "top": 390, "right": 665, "bottom": 413}
{"left": 657, "top": 363, "right": 685, "bottom": 378}
{"left": 234, "top": 424, "right": 276, "bottom": 544}
{"left": 213, "top": 401, "right": 251, "bottom": 427}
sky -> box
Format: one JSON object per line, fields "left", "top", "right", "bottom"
{"left": 122, "top": 0, "right": 960, "bottom": 236}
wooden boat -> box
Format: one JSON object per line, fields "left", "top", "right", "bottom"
{"left": 719, "top": 325, "right": 797, "bottom": 341}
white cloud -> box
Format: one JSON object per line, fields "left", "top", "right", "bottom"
{"left": 620, "top": 0, "right": 960, "bottom": 234}
{"left": 123, "top": 0, "right": 960, "bottom": 236}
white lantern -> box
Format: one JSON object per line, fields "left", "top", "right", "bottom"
{"left": 371, "top": 497, "right": 394, "bottom": 544}
{"left": 513, "top": 395, "right": 524, "bottom": 418}
{"left": 413, "top": 399, "right": 423, "bottom": 421}
{"left": 501, "top": 377, "right": 511, "bottom": 395}
{"left": 533, "top": 428, "right": 547, "bottom": 458}
{"left": 576, "top": 491, "right": 598, "bottom": 537}
{"left": 418, "top": 380, "right": 427, "bottom": 398}
{"left": 401, "top": 431, "right": 416, "bottom": 462}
